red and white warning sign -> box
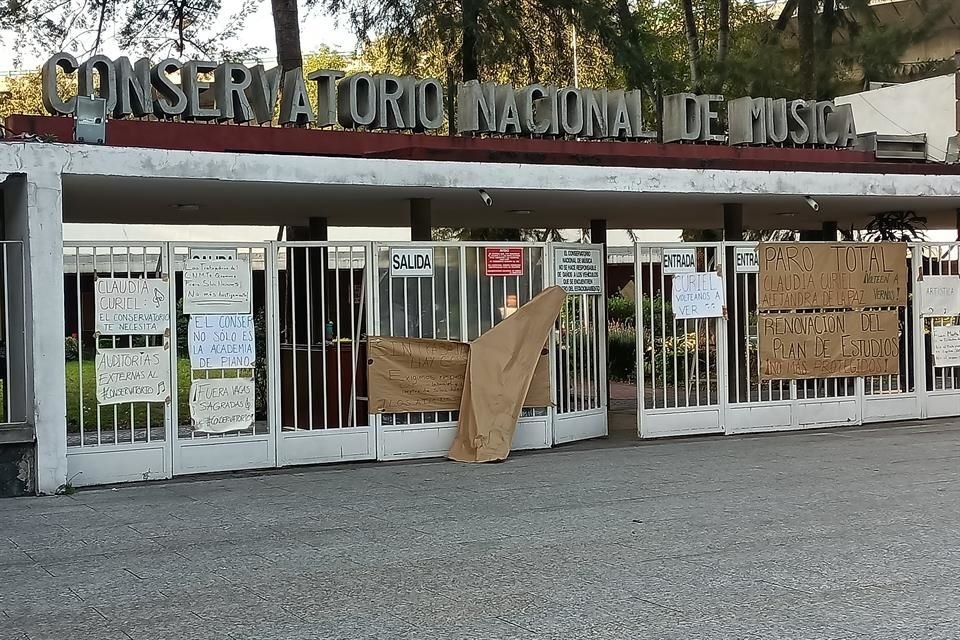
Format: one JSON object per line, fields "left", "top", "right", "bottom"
{"left": 484, "top": 247, "right": 525, "bottom": 277}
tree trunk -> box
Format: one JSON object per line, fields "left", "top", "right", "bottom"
{"left": 718, "top": 0, "right": 730, "bottom": 66}
{"left": 461, "top": 0, "right": 481, "bottom": 81}
{"left": 797, "top": 0, "right": 816, "bottom": 98}
{"left": 819, "top": 0, "right": 837, "bottom": 98}
{"left": 270, "top": 0, "right": 302, "bottom": 73}
{"left": 681, "top": 0, "right": 702, "bottom": 90}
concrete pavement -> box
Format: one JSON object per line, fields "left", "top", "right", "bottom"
{"left": 4, "top": 419, "right": 960, "bottom": 639}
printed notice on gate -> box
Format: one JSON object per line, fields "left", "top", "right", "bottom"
{"left": 662, "top": 248, "right": 697, "bottom": 275}
{"left": 734, "top": 247, "right": 759, "bottom": 273}
{"left": 95, "top": 278, "right": 169, "bottom": 335}
{"left": 919, "top": 275, "right": 960, "bottom": 317}
{"left": 672, "top": 272, "right": 725, "bottom": 319}
{"left": 932, "top": 325, "right": 960, "bottom": 368}
{"left": 554, "top": 248, "right": 602, "bottom": 295}
{"left": 757, "top": 310, "right": 900, "bottom": 380}
{"left": 485, "top": 247, "right": 525, "bottom": 277}
{"left": 96, "top": 346, "right": 171, "bottom": 405}
{"left": 188, "top": 314, "right": 256, "bottom": 369}
{"left": 183, "top": 256, "right": 252, "bottom": 315}
{"left": 390, "top": 248, "right": 433, "bottom": 277}
{"left": 189, "top": 377, "right": 255, "bottom": 433}
{"left": 758, "top": 242, "right": 907, "bottom": 311}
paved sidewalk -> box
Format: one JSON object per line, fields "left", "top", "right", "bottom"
{"left": 4, "top": 420, "right": 960, "bottom": 639}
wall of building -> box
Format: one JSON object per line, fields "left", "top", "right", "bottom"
{"left": 837, "top": 74, "right": 958, "bottom": 161}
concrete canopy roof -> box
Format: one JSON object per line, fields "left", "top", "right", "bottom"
{"left": 3, "top": 140, "right": 960, "bottom": 232}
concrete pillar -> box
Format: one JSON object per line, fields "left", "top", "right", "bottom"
{"left": 410, "top": 198, "right": 432, "bottom": 241}
{"left": 821, "top": 220, "right": 838, "bottom": 241}
{"left": 722, "top": 203, "right": 743, "bottom": 240}
{"left": 308, "top": 216, "right": 328, "bottom": 241}
{"left": 3, "top": 172, "right": 67, "bottom": 495}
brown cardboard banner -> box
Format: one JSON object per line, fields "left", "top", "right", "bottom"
{"left": 758, "top": 243, "right": 907, "bottom": 311}
{"left": 367, "top": 337, "right": 551, "bottom": 414}
{"left": 449, "top": 286, "right": 568, "bottom": 463}
{"left": 758, "top": 310, "right": 901, "bottom": 380}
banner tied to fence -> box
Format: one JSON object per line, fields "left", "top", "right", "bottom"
{"left": 758, "top": 310, "right": 900, "bottom": 380}
{"left": 757, "top": 243, "right": 907, "bottom": 311}
{"left": 367, "top": 337, "right": 551, "bottom": 413}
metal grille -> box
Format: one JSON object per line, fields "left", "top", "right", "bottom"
{"left": 917, "top": 242, "right": 960, "bottom": 393}
{"left": 637, "top": 244, "right": 721, "bottom": 412}
{"left": 0, "top": 242, "right": 27, "bottom": 425}
{"left": 172, "top": 244, "right": 268, "bottom": 442}
{"left": 63, "top": 243, "right": 170, "bottom": 448}
{"left": 276, "top": 243, "right": 369, "bottom": 431}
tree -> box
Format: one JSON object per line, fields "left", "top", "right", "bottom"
{"left": 1, "top": 70, "right": 76, "bottom": 121}
{"left": 2, "top": 0, "right": 262, "bottom": 65}
{"left": 271, "top": 0, "right": 304, "bottom": 74}
{"left": 681, "top": 0, "right": 703, "bottom": 90}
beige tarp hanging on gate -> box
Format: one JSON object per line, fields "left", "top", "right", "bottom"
{"left": 448, "top": 286, "right": 568, "bottom": 463}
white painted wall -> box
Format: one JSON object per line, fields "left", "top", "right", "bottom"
{"left": 837, "top": 74, "right": 957, "bottom": 161}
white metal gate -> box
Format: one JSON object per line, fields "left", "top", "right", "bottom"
{"left": 552, "top": 243, "right": 608, "bottom": 443}
{"left": 371, "top": 242, "right": 555, "bottom": 460}
{"left": 635, "top": 243, "right": 725, "bottom": 437}
{"left": 916, "top": 241, "right": 960, "bottom": 419}
{"left": 64, "top": 242, "right": 174, "bottom": 486}
{"left": 272, "top": 242, "right": 375, "bottom": 466}
{"left": 169, "top": 243, "right": 275, "bottom": 475}
{"left": 725, "top": 242, "right": 861, "bottom": 434}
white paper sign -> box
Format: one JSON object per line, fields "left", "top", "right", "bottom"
{"left": 672, "top": 272, "right": 725, "bottom": 319}
{"left": 94, "top": 278, "right": 169, "bottom": 335}
{"left": 919, "top": 275, "right": 960, "bottom": 317}
{"left": 390, "top": 248, "right": 433, "bottom": 277}
{"left": 554, "top": 248, "right": 602, "bottom": 295}
{"left": 189, "top": 377, "right": 255, "bottom": 433}
{"left": 188, "top": 314, "right": 255, "bottom": 369}
{"left": 96, "top": 346, "right": 170, "bottom": 405}
{"left": 734, "top": 247, "right": 759, "bottom": 273}
{"left": 932, "top": 325, "right": 960, "bottom": 368}
{"left": 183, "top": 253, "right": 251, "bottom": 314}
{"left": 662, "top": 248, "right": 697, "bottom": 275}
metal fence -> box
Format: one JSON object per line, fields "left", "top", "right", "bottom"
{"left": 636, "top": 240, "right": 960, "bottom": 438}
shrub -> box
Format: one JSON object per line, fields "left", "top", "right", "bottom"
{"left": 65, "top": 335, "right": 79, "bottom": 361}
{"left": 608, "top": 322, "right": 637, "bottom": 382}
{"left": 607, "top": 296, "right": 634, "bottom": 325}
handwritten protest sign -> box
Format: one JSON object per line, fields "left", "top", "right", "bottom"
{"left": 95, "top": 278, "right": 169, "bottom": 335}
{"left": 932, "top": 325, "right": 960, "bottom": 368}
{"left": 189, "top": 377, "right": 255, "bottom": 433}
{"left": 96, "top": 346, "right": 170, "bottom": 405}
{"left": 758, "top": 243, "right": 906, "bottom": 311}
{"left": 367, "top": 337, "right": 550, "bottom": 413}
{"left": 758, "top": 310, "right": 900, "bottom": 379}
{"left": 188, "top": 314, "right": 255, "bottom": 369}
{"left": 672, "top": 272, "right": 725, "bottom": 319}
{"left": 919, "top": 275, "right": 960, "bottom": 317}
{"left": 183, "top": 256, "right": 251, "bottom": 314}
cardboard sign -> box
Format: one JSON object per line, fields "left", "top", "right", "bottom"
{"left": 183, "top": 255, "right": 252, "bottom": 314}
{"left": 758, "top": 310, "right": 900, "bottom": 379}
{"left": 390, "top": 248, "right": 433, "bottom": 277}
{"left": 367, "top": 337, "right": 551, "bottom": 413}
{"left": 662, "top": 248, "right": 697, "bottom": 275}
{"left": 188, "top": 314, "right": 255, "bottom": 369}
{"left": 94, "top": 278, "right": 169, "bottom": 335}
{"left": 189, "top": 377, "right": 255, "bottom": 433}
{"left": 932, "top": 325, "right": 960, "bottom": 368}
{"left": 554, "top": 248, "right": 602, "bottom": 294}
{"left": 919, "top": 275, "right": 960, "bottom": 317}
{"left": 449, "top": 286, "right": 567, "bottom": 463}
{"left": 758, "top": 243, "right": 907, "bottom": 310}
{"left": 672, "top": 272, "right": 725, "bottom": 319}
{"left": 95, "top": 346, "right": 171, "bottom": 405}
{"left": 484, "top": 247, "right": 525, "bottom": 277}
{"left": 734, "top": 246, "right": 759, "bottom": 273}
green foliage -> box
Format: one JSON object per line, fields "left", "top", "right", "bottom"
{"left": 608, "top": 321, "right": 637, "bottom": 382}
{"left": 65, "top": 335, "right": 79, "bottom": 362}
{"left": 607, "top": 296, "right": 634, "bottom": 325}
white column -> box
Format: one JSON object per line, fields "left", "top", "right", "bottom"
{"left": 4, "top": 169, "right": 67, "bottom": 494}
